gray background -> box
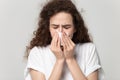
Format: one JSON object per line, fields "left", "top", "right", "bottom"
{"left": 0, "top": 0, "right": 120, "bottom": 80}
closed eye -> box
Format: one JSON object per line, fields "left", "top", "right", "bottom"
{"left": 63, "top": 25, "right": 71, "bottom": 29}
{"left": 50, "top": 24, "right": 59, "bottom": 29}
{"left": 53, "top": 26, "right": 59, "bottom": 29}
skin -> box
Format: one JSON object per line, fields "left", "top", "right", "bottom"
{"left": 30, "top": 12, "right": 98, "bottom": 80}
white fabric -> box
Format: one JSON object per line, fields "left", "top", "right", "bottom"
{"left": 24, "top": 43, "right": 104, "bottom": 80}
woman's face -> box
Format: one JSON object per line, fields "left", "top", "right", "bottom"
{"left": 49, "top": 12, "right": 76, "bottom": 39}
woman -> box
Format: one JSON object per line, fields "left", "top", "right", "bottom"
{"left": 24, "top": 0, "right": 104, "bottom": 80}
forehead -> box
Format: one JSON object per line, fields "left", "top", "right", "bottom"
{"left": 50, "top": 12, "right": 73, "bottom": 24}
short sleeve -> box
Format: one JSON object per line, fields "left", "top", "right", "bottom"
{"left": 24, "top": 47, "right": 45, "bottom": 78}
{"left": 85, "top": 43, "right": 104, "bottom": 80}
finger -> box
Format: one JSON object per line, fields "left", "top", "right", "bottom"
{"left": 63, "top": 32, "right": 70, "bottom": 47}
{"left": 64, "top": 32, "right": 74, "bottom": 47}
{"left": 51, "top": 33, "right": 57, "bottom": 47}
{"left": 68, "top": 38, "right": 75, "bottom": 46}
{"left": 54, "top": 33, "right": 59, "bottom": 47}
{"left": 62, "top": 33, "right": 68, "bottom": 49}
{"left": 57, "top": 35, "right": 60, "bottom": 47}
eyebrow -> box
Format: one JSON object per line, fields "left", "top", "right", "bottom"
{"left": 50, "top": 24, "right": 59, "bottom": 26}
{"left": 50, "top": 24, "right": 72, "bottom": 27}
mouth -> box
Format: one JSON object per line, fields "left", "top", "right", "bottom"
{"left": 60, "top": 45, "right": 64, "bottom": 51}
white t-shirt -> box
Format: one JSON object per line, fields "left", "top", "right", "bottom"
{"left": 24, "top": 43, "right": 104, "bottom": 80}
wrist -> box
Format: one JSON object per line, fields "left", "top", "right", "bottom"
{"left": 66, "top": 57, "right": 75, "bottom": 64}
{"left": 56, "top": 58, "right": 65, "bottom": 64}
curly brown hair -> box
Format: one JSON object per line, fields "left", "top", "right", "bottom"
{"left": 25, "top": 0, "right": 92, "bottom": 58}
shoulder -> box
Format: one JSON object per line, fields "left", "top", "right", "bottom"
{"left": 28, "top": 45, "right": 50, "bottom": 57}
{"left": 30, "top": 46, "right": 39, "bottom": 53}
{"left": 27, "top": 47, "right": 40, "bottom": 60}
{"left": 29, "top": 46, "right": 40, "bottom": 55}
{"left": 76, "top": 42, "right": 96, "bottom": 50}
{"left": 75, "top": 42, "right": 97, "bottom": 57}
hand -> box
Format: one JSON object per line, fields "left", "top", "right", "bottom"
{"left": 50, "top": 32, "right": 65, "bottom": 61}
{"left": 61, "top": 32, "right": 75, "bottom": 60}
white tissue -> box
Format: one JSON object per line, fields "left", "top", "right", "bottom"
{"left": 58, "top": 31, "right": 62, "bottom": 39}
{"left": 56, "top": 30, "right": 72, "bottom": 46}
{"left": 56, "top": 30, "right": 69, "bottom": 38}
{"left": 56, "top": 30, "right": 63, "bottom": 46}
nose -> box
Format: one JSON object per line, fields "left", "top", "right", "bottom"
{"left": 59, "top": 26, "right": 63, "bottom": 32}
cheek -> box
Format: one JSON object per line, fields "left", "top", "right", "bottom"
{"left": 50, "top": 29, "right": 56, "bottom": 38}
{"left": 65, "top": 30, "right": 75, "bottom": 38}
{"left": 67, "top": 32, "right": 73, "bottom": 38}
